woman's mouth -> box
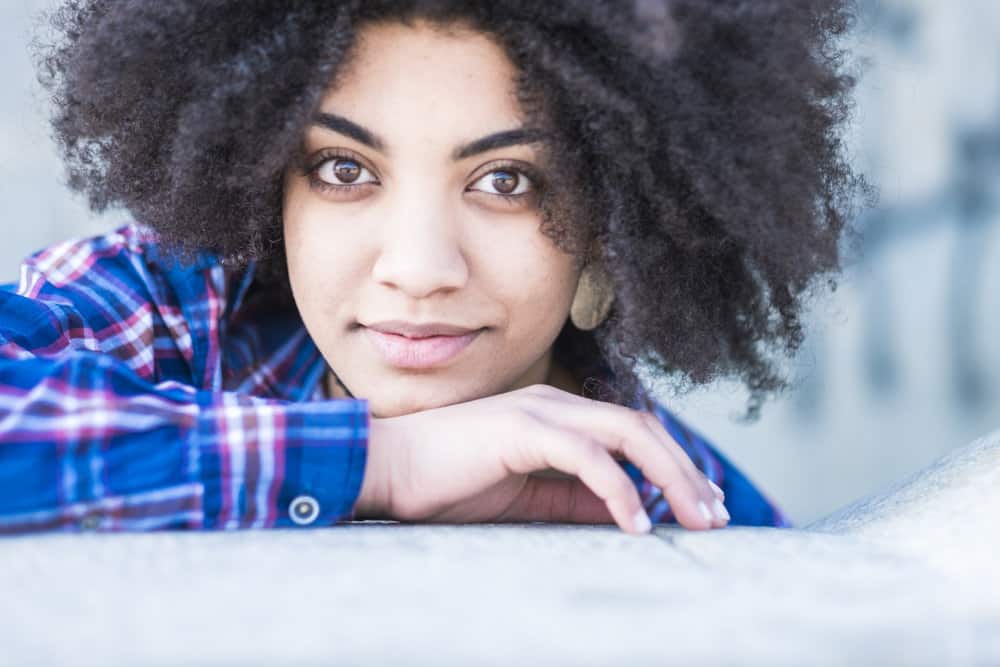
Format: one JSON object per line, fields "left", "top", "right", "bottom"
{"left": 362, "top": 327, "right": 483, "bottom": 369}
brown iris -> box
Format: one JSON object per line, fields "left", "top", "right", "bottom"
{"left": 333, "top": 159, "right": 361, "bottom": 183}
{"left": 492, "top": 170, "right": 518, "bottom": 194}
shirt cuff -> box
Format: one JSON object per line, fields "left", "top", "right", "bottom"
{"left": 195, "top": 394, "right": 369, "bottom": 529}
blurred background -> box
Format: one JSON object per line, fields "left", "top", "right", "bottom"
{"left": 3, "top": 0, "right": 999, "bottom": 525}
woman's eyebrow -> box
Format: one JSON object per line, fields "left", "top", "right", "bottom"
{"left": 312, "top": 112, "right": 545, "bottom": 160}
{"left": 451, "top": 128, "right": 547, "bottom": 160}
{"left": 313, "top": 112, "right": 386, "bottom": 152}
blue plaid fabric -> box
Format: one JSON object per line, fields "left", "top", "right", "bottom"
{"left": 0, "top": 223, "right": 788, "bottom": 534}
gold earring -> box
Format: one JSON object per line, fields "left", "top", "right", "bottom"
{"left": 570, "top": 261, "right": 614, "bottom": 331}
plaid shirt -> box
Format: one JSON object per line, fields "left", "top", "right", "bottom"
{"left": 0, "top": 223, "right": 789, "bottom": 534}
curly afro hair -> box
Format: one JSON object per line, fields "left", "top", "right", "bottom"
{"left": 34, "top": 0, "right": 863, "bottom": 417}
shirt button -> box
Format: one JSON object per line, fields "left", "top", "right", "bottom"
{"left": 80, "top": 515, "right": 100, "bottom": 531}
{"left": 289, "top": 495, "right": 320, "bottom": 526}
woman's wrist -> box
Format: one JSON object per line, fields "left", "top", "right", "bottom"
{"left": 353, "top": 416, "right": 394, "bottom": 519}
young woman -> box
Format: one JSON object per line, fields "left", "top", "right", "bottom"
{"left": 0, "top": 1, "right": 857, "bottom": 535}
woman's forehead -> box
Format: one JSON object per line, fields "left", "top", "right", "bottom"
{"left": 313, "top": 20, "right": 526, "bottom": 147}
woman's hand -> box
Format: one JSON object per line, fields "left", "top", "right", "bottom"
{"left": 353, "top": 384, "right": 728, "bottom": 534}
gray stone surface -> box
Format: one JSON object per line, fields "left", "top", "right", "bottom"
{"left": 1, "top": 431, "right": 999, "bottom": 666}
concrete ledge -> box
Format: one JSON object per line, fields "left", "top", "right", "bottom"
{"left": 2, "top": 430, "right": 998, "bottom": 665}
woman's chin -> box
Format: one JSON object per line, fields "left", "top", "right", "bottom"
{"left": 341, "top": 366, "right": 511, "bottom": 418}
{"left": 366, "top": 391, "right": 469, "bottom": 419}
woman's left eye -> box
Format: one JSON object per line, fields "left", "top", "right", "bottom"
{"left": 468, "top": 169, "right": 533, "bottom": 197}
{"left": 313, "top": 157, "right": 378, "bottom": 187}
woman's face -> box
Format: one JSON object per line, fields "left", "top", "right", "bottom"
{"left": 283, "top": 20, "right": 581, "bottom": 418}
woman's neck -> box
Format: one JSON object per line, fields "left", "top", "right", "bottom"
{"left": 545, "top": 359, "right": 584, "bottom": 395}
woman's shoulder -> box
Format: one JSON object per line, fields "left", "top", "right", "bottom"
{"left": 1, "top": 222, "right": 248, "bottom": 383}
{"left": 49, "top": 220, "right": 218, "bottom": 269}
{"left": 4, "top": 221, "right": 225, "bottom": 297}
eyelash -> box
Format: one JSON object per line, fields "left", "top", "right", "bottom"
{"left": 468, "top": 160, "right": 542, "bottom": 205}
{"left": 302, "top": 149, "right": 378, "bottom": 196}
{"left": 300, "top": 150, "right": 542, "bottom": 205}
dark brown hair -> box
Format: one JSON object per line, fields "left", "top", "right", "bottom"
{"left": 35, "top": 0, "right": 863, "bottom": 417}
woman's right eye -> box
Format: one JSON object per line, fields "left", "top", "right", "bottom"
{"left": 312, "top": 157, "right": 379, "bottom": 188}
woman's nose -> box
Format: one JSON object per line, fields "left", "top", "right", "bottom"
{"left": 370, "top": 200, "right": 470, "bottom": 298}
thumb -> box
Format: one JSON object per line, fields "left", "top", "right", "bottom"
{"left": 495, "top": 475, "right": 619, "bottom": 525}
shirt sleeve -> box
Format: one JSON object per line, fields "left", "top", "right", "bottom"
{"left": 622, "top": 400, "right": 792, "bottom": 528}
{"left": 0, "top": 233, "right": 368, "bottom": 535}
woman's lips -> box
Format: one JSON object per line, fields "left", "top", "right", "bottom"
{"left": 363, "top": 327, "right": 482, "bottom": 369}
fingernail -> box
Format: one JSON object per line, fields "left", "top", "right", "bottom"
{"left": 708, "top": 480, "right": 725, "bottom": 499}
{"left": 713, "top": 498, "right": 730, "bottom": 522}
{"left": 632, "top": 508, "right": 652, "bottom": 534}
{"left": 697, "top": 500, "right": 713, "bottom": 524}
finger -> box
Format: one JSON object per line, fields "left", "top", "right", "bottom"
{"left": 495, "top": 476, "right": 617, "bottom": 524}
{"left": 623, "top": 412, "right": 720, "bottom": 530}
{"left": 526, "top": 395, "right": 721, "bottom": 530}
{"left": 637, "top": 411, "right": 718, "bottom": 494}
{"left": 535, "top": 386, "right": 725, "bottom": 506}
{"left": 531, "top": 431, "right": 652, "bottom": 535}
{"left": 565, "top": 393, "right": 728, "bottom": 527}
{"left": 637, "top": 411, "right": 730, "bottom": 527}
